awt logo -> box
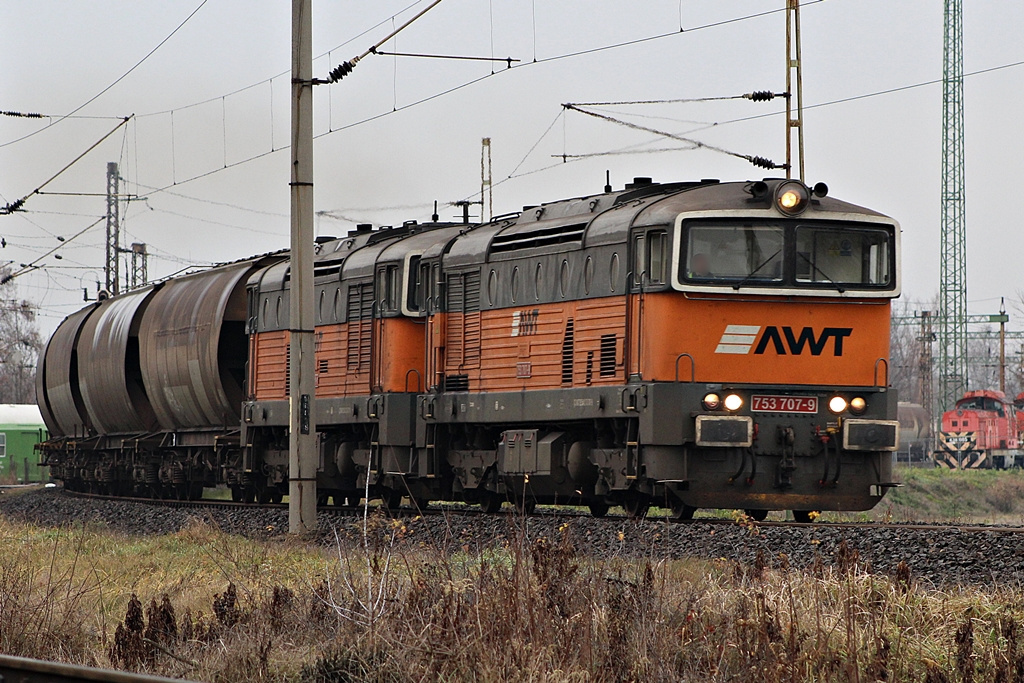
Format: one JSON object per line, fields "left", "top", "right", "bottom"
{"left": 715, "top": 325, "right": 853, "bottom": 356}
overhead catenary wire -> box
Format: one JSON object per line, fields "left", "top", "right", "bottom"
{"left": 326, "top": 0, "right": 447, "bottom": 82}
{"left": 1, "top": 117, "right": 132, "bottom": 214}
{"left": 0, "top": 0, "right": 208, "bottom": 149}
{"left": 134, "top": 4, "right": 831, "bottom": 197}
{"left": 1, "top": 216, "right": 106, "bottom": 284}
{"left": 562, "top": 103, "right": 785, "bottom": 170}
{"left": 569, "top": 92, "right": 783, "bottom": 106}
{"left": 552, "top": 146, "right": 699, "bottom": 160}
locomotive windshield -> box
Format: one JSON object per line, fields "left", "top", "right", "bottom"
{"left": 686, "top": 225, "right": 783, "bottom": 282}
{"left": 681, "top": 221, "right": 895, "bottom": 291}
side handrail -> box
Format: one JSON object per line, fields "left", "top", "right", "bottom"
{"left": 674, "top": 353, "right": 696, "bottom": 383}
{"left": 874, "top": 358, "right": 889, "bottom": 387}
{"left": 405, "top": 368, "right": 423, "bottom": 393}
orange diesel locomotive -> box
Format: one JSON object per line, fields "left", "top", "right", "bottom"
{"left": 41, "top": 177, "right": 901, "bottom": 519}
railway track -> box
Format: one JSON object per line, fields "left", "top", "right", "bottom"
{"left": 0, "top": 654, "right": 195, "bottom": 683}
{"left": 59, "top": 489, "right": 1024, "bottom": 535}
{"left": 6, "top": 485, "right": 1024, "bottom": 587}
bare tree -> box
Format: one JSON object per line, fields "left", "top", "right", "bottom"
{"left": 0, "top": 268, "right": 41, "bottom": 404}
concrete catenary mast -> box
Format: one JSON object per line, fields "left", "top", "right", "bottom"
{"left": 288, "top": 0, "right": 317, "bottom": 533}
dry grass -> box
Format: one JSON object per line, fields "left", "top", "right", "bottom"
{"left": 3, "top": 512, "right": 1024, "bottom": 681}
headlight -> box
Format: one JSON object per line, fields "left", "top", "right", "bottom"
{"left": 703, "top": 393, "right": 721, "bottom": 410}
{"left": 775, "top": 181, "right": 810, "bottom": 215}
{"left": 828, "top": 396, "right": 848, "bottom": 414}
{"left": 849, "top": 397, "right": 867, "bottom": 415}
{"left": 723, "top": 393, "right": 744, "bottom": 411}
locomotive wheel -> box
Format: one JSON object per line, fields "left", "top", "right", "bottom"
{"left": 792, "top": 510, "right": 818, "bottom": 523}
{"left": 479, "top": 492, "right": 503, "bottom": 513}
{"left": 623, "top": 495, "right": 650, "bottom": 520}
{"left": 588, "top": 500, "right": 610, "bottom": 518}
{"left": 231, "top": 486, "right": 245, "bottom": 502}
{"left": 270, "top": 489, "right": 284, "bottom": 504}
{"left": 381, "top": 489, "right": 403, "bottom": 511}
{"left": 744, "top": 509, "right": 769, "bottom": 522}
{"left": 257, "top": 488, "right": 274, "bottom": 504}
{"left": 671, "top": 503, "right": 696, "bottom": 521}
{"left": 515, "top": 497, "right": 537, "bottom": 515}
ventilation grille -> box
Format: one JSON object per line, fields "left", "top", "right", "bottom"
{"left": 446, "top": 271, "right": 482, "bottom": 369}
{"left": 490, "top": 222, "right": 586, "bottom": 254}
{"left": 444, "top": 374, "right": 469, "bottom": 392}
{"left": 561, "top": 318, "right": 575, "bottom": 385}
{"left": 346, "top": 283, "right": 374, "bottom": 373}
{"left": 600, "top": 334, "right": 617, "bottom": 377}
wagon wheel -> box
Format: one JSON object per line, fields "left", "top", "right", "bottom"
{"left": 623, "top": 495, "right": 650, "bottom": 520}
{"left": 744, "top": 509, "right": 769, "bottom": 522}
{"left": 671, "top": 502, "right": 696, "bottom": 521}
{"left": 588, "top": 500, "right": 610, "bottom": 518}
{"left": 792, "top": 510, "right": 818, "bottom": 523}
{"left": 479, "top": 492, "right": 503, "bottom": 513}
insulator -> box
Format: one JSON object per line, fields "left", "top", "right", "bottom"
{"left": 328, "top": 61, "right": 355, "bottom": 83}
{"left": 745, "top": 91, "right": 775, "bottom": 102}
{"left": 2, "top": 197, "right": 25, "bottom": 214}
{"left": 747, "top": 156, "right": 781, "bottom": 170}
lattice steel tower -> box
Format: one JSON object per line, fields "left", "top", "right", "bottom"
{"left": 939, "top": 0, "right": 967, "bottom": 410}
{"left": 105, "top": 162, "right": 120, "bottom": 296}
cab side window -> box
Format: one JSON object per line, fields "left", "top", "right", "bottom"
{"left": 647, "top": 231, "right": 667, "bottom": 284}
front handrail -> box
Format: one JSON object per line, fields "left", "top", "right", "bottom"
{"left": 674, "top": 353, "right": 696, "bottom": 383}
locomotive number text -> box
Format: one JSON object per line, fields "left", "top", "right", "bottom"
{"left": 750, "top": 395, "right": 818, "bottom": 413}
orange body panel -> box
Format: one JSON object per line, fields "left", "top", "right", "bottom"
{"left": 437, "top": 297, "right": 627, "bottom": 392}
{"left": 250, "top": 330, "right": 289, "bottom": 400}
{"left": 251, "top": 317, "right": 426, "bottom": 401}
{"left": 433, "top": 291, "right": 890, "bottom": 392}
{"left": 638, "top": 293, "right": 891, "bottom": 386}
{"left": 374, "top": 317, "right": 427, "bottom": 393}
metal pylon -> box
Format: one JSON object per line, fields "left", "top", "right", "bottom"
{"left": 105, "top": 162, "right": 120, "bottom": 295}
{"left": 939, "top": 0, "right": 966, "bottom": 410}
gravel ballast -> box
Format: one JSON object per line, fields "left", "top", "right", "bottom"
{"left": 3, "top": 486, "right": 1022, "bottom": 588}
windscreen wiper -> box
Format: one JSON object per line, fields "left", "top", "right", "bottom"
{"left": 797, "top": 252, "right": 845, "bottom": 293}
{"left": 731, "top": 249, "right": 782, "bottom": 290}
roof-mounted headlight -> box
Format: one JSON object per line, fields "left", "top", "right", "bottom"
{"left": 775, "top": 181, "right": 810, "bottom": 216}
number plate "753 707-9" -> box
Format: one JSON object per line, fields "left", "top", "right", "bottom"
{"left": 750, "top": 395, "right": 818, "bottom": 413}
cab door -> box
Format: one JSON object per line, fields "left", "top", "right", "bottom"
{"left": 372, "top": 264, "right": 399, "bottom": 392}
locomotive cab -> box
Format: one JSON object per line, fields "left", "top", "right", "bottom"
{"left": 937, "top": 389, "right": 1022, "bottom": 469}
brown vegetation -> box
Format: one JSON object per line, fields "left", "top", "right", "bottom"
{"left": 4, "top": 509, "right": 1024, "bottom": 681}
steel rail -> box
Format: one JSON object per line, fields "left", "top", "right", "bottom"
{"left": 58, "top": 489, "right": 1024, "bottom": 535}
{"left": 0, "top": 654, "right": 195, "bottom": 683}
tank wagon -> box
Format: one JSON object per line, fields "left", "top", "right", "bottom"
{"left": 39, "top": 177, "right": 902, "bottom": 519}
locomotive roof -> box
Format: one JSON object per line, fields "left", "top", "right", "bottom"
{"left": 957, "top": 389, "right": 1010, "bottom": 404}
{"left": 443, "top": 178, "right": 892, "bottom": 267}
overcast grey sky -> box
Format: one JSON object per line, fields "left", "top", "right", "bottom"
{"left": 3, "top": 1, "right": 1023, "bottom": 338}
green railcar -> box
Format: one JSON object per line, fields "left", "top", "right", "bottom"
{"left": 0, "top": 404, "right": 48, "bottom": 483}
